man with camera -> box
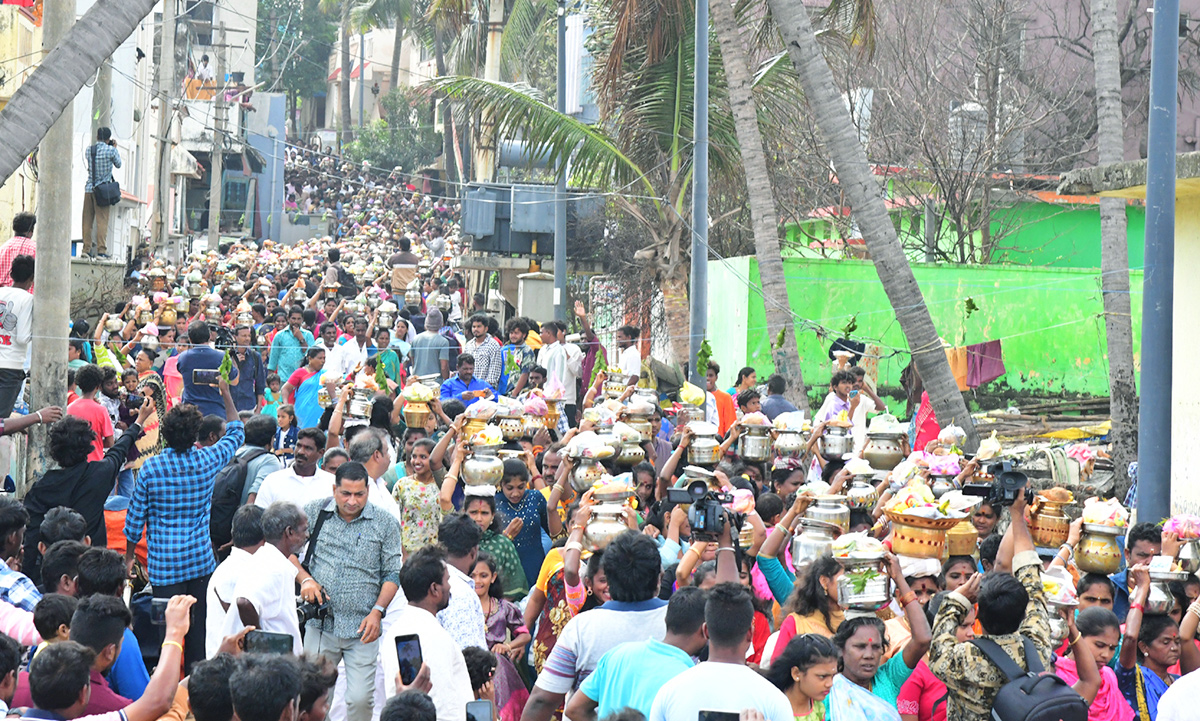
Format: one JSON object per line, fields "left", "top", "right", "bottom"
{"left": 178, "top": 321, "right": 239, "bottom": 418}
{"left": 928, "top": 477, "right": 1057, "bottom": 721}
{"left": 295, "top": 461, "right": 403, "bottom": 721}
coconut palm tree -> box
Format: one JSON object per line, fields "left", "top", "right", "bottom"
{"left": 0, "top": 0, "right": 157, "bottom": 182}
{"left": 708, "top": 0, "right": 808, "bottom": 410}
{"left": 351, "top": 0, "right": 417, "bottom": 91}
{"left": 432, "top": 15, "right": 746, "bottom": 363}
{"left": 763, "top": 0, "right": 978, "bottom": 448}
{"left": 1092, "top": 0, "right": 1137, "bottom": 490}
{"left": 320, "top": 0, "right": 356, "bottom": 147}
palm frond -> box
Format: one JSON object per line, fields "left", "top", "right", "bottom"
{"left": 428, "top": 76, "right": 656, "bottom": 195}
{"left": 816, "top": 0, "right": 877, "bottom": 58}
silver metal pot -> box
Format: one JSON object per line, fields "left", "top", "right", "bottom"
{"left": 688, "top": 433, "right": 722, "bottom": 466}
{"left": 792, "top": 519, "right": 839, "bottom": 563}
{"left": 774, "top": 430, "right": 805, "bottom": 459}
{"left": 1180, "top": 540, "right": 1200, "bottom": 574}
{"left": 583, "top": 503, "right": 628, "bottom": 550}
{"left": 1148, "top": 570, "right": 1190, "bottom": 615}
{"left": 570, "top": 458, "right": 607, "bottom": 493}
{"left": 930, "top": 474, "right": 960, "bottom": 499}
{"left": 821, "top": 426, "right": 853, "bottom": 461}
{"left": 837, "top": 555, "right": 893, "bottom": 612}
{"left": 463, "top": 445, "right": 504, "bottom": 486}
{"left": 805, "top": 495, "right": 850, "bottom": 533}
{"left": 615, "top": 442, "right": 645, "bottom": 466}
{"left": 738, "top": 425, "right": 772, "bottom": 462}
{"left": 846, "top": 480, "right": 877, "bottom": 510}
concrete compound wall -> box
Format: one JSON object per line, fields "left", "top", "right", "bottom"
{"left": 706, "top": 256, "right": 1144, "bottom": 408}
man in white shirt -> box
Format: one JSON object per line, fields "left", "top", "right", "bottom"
{"left": 435, "top": 514, "right": 487, "bottom": 650}
{"left": 328, "top": 316, "right": 374, "bottom": 379}
{"left": 536, "top": 321, "right": 582, "bottom": 427}
{"left": 223, "top": 501, "right": 309, "bottom": 654}
{"left": 523, "top": 532, "right": 668, "bottom": 721}
{"left": 0, "top": 254, "right": 33, "bottom": 417}
{"left": 651, "top": 584, "right": 794, "bottom": 721}
{"left": 205, "top": 505, "right": 264, "bottom": 657}
{"left": 254, "top": 428, "right": 335, "bottom": 509}
{"left": 382, "top": 546, "right": 474, "bottom": 721}
{"left": 615, "top": 324, "right": 643, "bottom": 379}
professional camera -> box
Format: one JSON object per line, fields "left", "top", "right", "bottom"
{"left": 665, "top": 480, "right": 744, "bottom": 542}
{"left": 962, "top": 460, "right": 1032, "bottom": 507}
{"left": 297, "top": 598, "right": 332, "bottom": 625}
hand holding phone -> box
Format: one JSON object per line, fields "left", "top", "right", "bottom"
{"left": 150, "top": 598, "right": 169, "bottom": 625}
{"left": 466, "top": 699, "right": 495, "bottom": 721}
{"left": 193, "top": 368, "right": 220, "bottom": 386}
{"left": 244, "top": 630, "right": 295, "bottom": 655}
{"left": 394, "top": 634, "right": 423, "bottom": 686}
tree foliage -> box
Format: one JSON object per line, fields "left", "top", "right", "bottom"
{"left": 342, "top": 87, "right": 442, "bottom": 170}
{"left": 256, "top": 0, "right": 337, "bottom": 98}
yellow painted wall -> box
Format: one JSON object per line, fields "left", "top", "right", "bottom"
{"left": 0, "top": 8, "right": 41, "bottom": 240}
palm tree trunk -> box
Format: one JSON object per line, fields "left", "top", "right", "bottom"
{"left": 434, "top": 28, "right": 460, "bottom": 188}
{"left": 390, "top": 22, "right": 403, "bottom": 90}
{"left": 0, "top": 0, "right": 157, "bottom": 181}
{"left": 1092, "top": 0, "right": 1137, "bottom": 492}
{"left": 340, "top": 3, "right": 354, "bottom": 148}
{"left": 660, "top": 272, "right": 692, "bottom": 366}
{"left": 765, "top": 0, "right": 978, "bottom": 448}
{"left": 709, "top": 0, "right": 808, "bottom": 411}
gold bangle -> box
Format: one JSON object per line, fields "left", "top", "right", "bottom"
{"left": 162, "top": 640, "right": 184, "bottom": 653}
{"left": 683, "top": 546, "right": 700, "bottom": 557}
{"left": 1068, "top": 631, "right": 1082, "bottom": 646}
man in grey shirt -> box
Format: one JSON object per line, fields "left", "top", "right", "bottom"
{"left": 236, "top": 413, "right": 284, "bottom": 506}
{"left": 411, "top": 307, "right": 451, "bottom": 379}
{"left": 297, "top": 461, "right": 403, "bottom": 721}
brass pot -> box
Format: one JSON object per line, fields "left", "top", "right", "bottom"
{"left": 1030, "top": 500, "right": 1071, "bottom": 548}
{"left": 946, "top": 520, "right": 979, "bottom": 556}
{"left": 496, "top": 415, "right": 524, "bottom": 442}
{"left": 403, "top": 402, "right": 430, "bottom": 429}
{"left": 626, "top": 416, "right": 653, "bottom": 442}
{"left": 863, "top": 432, "right": 906, "bottom": 471}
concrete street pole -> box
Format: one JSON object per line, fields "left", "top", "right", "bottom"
{"left": 1137, "top": 0, "right": 1180, "bottom": 522}
{"left": 207, "top": 22, "right": 226, "bottom": 249}
{"left": 688, "top": 0, "right": 708, "bottom": 384}
{"left": 553, "top": 0, "right": 567, "bottom": 322}
{"left": 31, "top": 0, "right": 77, "bottom": 475}
{"left": 153, "top": 0, "right": 177, "bottom": 256}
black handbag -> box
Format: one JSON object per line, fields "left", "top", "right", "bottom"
{"left": 89, "top": 144, "right": 121, "bottom": 207}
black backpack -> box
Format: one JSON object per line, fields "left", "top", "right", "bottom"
{"left": 335, "top": 262, "right": 358, "bottom": 297}
{"left": 209, "top": 448, "right": 270, "bottom": 559}
{"left": 970, "top": 636, "right": 1088, "bottom": 721}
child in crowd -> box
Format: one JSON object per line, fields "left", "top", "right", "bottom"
{"left": 274, "top": 404, "right": 298, "bottom": 461}
{"left": 31, "top": 593, "right": 78, "bottom": 664}
{"left": 263, "top": 373, "right": 282, "bottom": 418}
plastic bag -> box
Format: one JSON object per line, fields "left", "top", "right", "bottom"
{"left": 1081, "top": 497, "right": 1129, "bottom": 528}
{"left": 1165, "top": 515, "right": 1200, "bottom": 540}
{"left": 679, "top": 381, "right": 705, "bottom": 407}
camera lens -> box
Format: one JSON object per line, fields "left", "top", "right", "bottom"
{"left": 687, "top": 480, "right": 708, "bottom": 500}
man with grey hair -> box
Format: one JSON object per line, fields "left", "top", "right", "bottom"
{"left": 347, "top": 428, "right": 400, "bottom": 520}
{"left": 220, "top": 501, "right": 309, "bottom": 654}
{"left": 410, "top": 308, "right": 450, "bottom": 379}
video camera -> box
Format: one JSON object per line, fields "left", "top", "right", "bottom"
{"left": 962, "top": 460, "right": 1032, "bottom": 508}
{"left": 665, "top": 480, "right": 744, "bottom": 542}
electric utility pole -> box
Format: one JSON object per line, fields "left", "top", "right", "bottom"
{"left": 207, "top": 21, "right": 226, "bottom": 249}
{"left": 31, "top": 0, "right": 77, "bottom": 475}
{"left": 152, "top": 0, "right": 176, "bottom": 256}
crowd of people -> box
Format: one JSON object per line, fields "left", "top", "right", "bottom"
{"left": 0, "top": 151, "right": 1185, "bottom": 721}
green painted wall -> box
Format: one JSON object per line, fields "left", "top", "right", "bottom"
{"left": 784, "top": 203, "right": 1147, "bottom": 270}
{"left": 706, "top": 257, "right": 1143, "bottom": 404}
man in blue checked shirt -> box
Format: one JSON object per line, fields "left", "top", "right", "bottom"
{"left": 0, "top": 496, "right": 39, "bottom": 612}
{"left": 82, "top": 126, "right": 121, "bottom": 260}
{"left": 123, "top": 377, "right": 242, "bottom": 672}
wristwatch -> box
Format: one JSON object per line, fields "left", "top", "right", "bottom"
{"left": 372, "top": 604, "right": 387, "bottom": 616}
